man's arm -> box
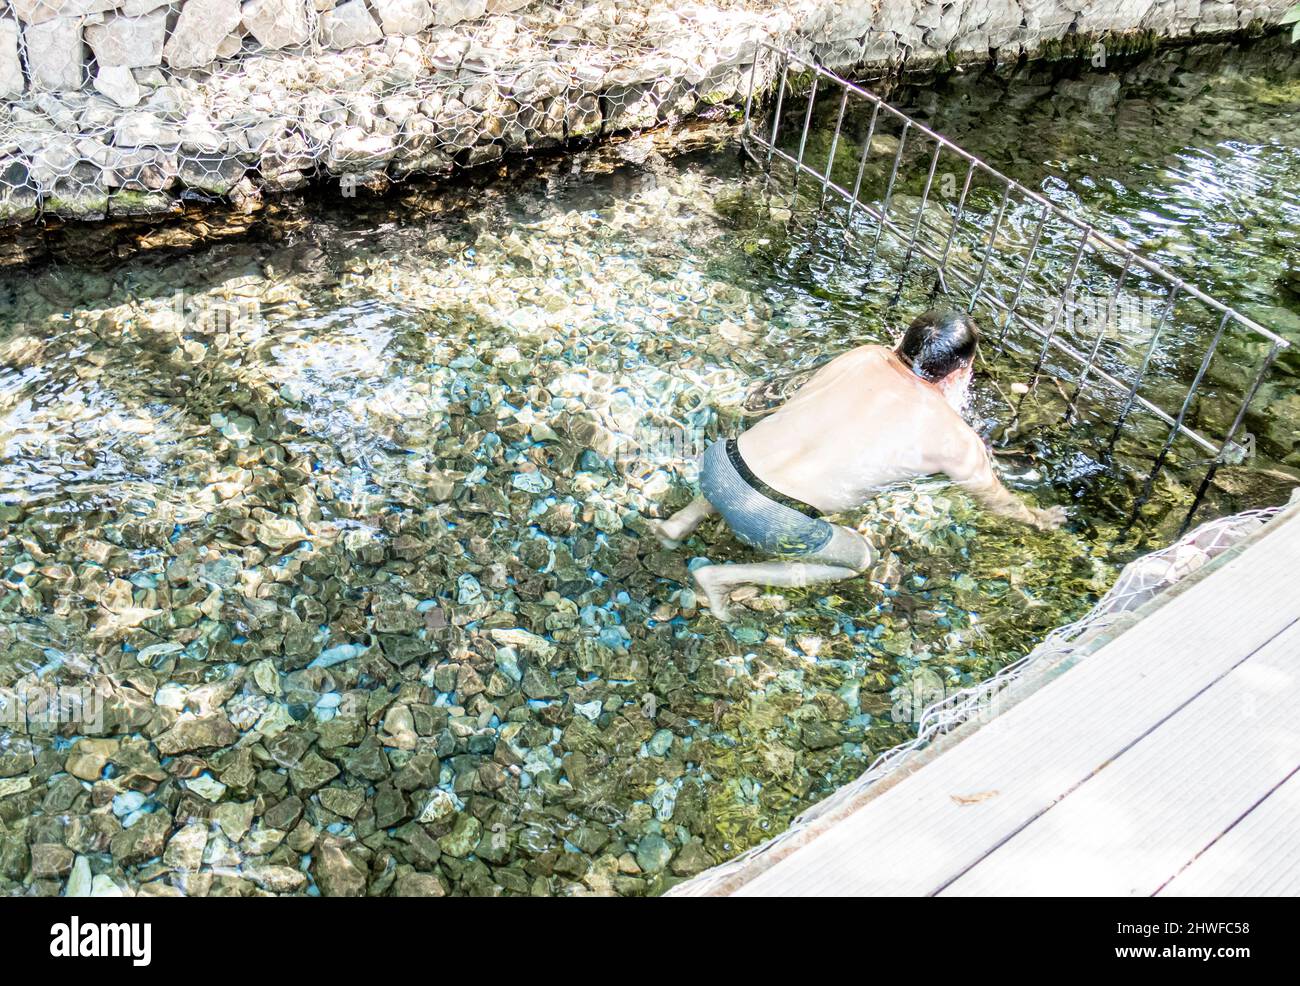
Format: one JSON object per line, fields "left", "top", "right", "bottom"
{"left": 941, "top": 426, "right": 1066, "bottom": 531}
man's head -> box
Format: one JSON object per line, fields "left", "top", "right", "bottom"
{"left": 896, "top": 308, "right": 979, "bottom": 409}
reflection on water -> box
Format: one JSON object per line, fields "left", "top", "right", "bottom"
{"left": 0, "top": 37, "right": 1297, "bottom": 896}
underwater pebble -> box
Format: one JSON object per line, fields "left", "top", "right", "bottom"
{"left": 310, "top": 643, "right": 365, "bottom": 669}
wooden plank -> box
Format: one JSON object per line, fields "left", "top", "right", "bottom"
{"left": 941, "top": 620, "right": 1300, "bottom": 895}
{"left": 734, "top": 511, "right": 1300, "bottom": 897}
{"left": 1158, "top": 768, "right": 1300, "bottom": 897}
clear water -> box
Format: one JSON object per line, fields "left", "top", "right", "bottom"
{"left": 0, "top": 36, "right": 1297, "bottom": 897}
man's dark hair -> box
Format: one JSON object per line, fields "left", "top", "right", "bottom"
{"left": 896, "top": 308, "right": 979, "bottom": 382}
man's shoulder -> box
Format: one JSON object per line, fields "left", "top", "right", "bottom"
{"left": 833, "top": 343, "right": 891, "bottom": 366}
{"left": 923, "top": 403, "right": 987, "bottom": 478}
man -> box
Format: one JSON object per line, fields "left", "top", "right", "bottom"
{"left": 650, "top": 308, "right": 1067, "bottom": 621}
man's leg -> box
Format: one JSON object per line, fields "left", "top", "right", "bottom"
{"left": 692, "top": 524, "right": 873, "bottom": 621}
{"left": 649, "top": 496, "right": 717, "bottom": 548}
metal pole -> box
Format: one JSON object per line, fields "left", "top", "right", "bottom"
{"left": 820, "top": 88, "right": 850, "bottom": 207}
{"left": 741, "top": 44, "right": 763, "bottom": 141}
{"left": 871, "top": 120, "right": 910, "bottom": 250}
{"left": 935, "top": 160, "right": 976, "bottom": 295}
{"left": 994, "top": 203, "right": 1051, "bottom": 353}
{"left": 1028, "top": 225, "right": 1091, "bottom": 379}
{"left": 1183, "top": 339, "right": 1282, "bottom": 533}
{"left": 968, "top": 183, "right": 1010, "bottom": 311}
{"left": 844, "top": 101, "right": 881, "bottom": 229}
{"left": 765, "top": 56, "right": 790, "bottom": 169}
{"left": 1064, "top": 253, "right": 1132, "bottom": 423}
{"left": 1109, "top": 281, "right": 1182, "bottom": 448}
{"left": 789, "top": 74, "right": 820, "bottom": 201}
{"left": 903, "top": 140, "right": 943, "bottom": 267}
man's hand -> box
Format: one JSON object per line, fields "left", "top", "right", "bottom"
{"left": 1030, "top": 505, "right": 1068, "bottom": 531}
{"left": 949, "top": 435, "right": 1070, "bottom": 532}
{"left": 943, "top": 425, "right": 1071, "bottom": 533}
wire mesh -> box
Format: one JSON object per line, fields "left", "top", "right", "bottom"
{"left": 0, "top": 1, "right": 810, "bottom": 226}
{"left": 1, "top": 1, "right": 1293, "bottom": 234}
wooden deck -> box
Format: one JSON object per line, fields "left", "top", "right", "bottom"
{"left": 724, "top": 500, "right": 1300, "bottom": 897}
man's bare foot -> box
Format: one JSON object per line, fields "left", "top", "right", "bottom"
{"left": 691, "top": 566, "right": 734, "bottom": 622}
{"left": 647, "top": 519, "right": 682, "bottom": 549}
{"left": 1031, "top": 505, "right": 1068, "bottom": 531}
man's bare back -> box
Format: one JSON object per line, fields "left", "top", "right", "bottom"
{"left": 651, "top": 310, "right": 1066, "bottom": 620}
{"left": 740, "top": 345, "right": 979, "bottom": 513}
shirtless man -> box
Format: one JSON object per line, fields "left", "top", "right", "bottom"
{"left": 650, "top": 308, "right": 1067, "bottom": 621}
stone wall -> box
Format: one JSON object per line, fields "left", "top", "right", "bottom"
{"left": 0, "top": 0, "right": 1294, "bottom": 229}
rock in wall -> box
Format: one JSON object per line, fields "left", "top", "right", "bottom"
{"left": 0, "top": 0, "right": 1294, "bottom": 228}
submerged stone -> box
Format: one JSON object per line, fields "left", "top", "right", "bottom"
{"left": 634, "top": 833, "right": 673, "bottom": 874}
{"left": 438, "top": 814, "right": 482, "bottom": 858}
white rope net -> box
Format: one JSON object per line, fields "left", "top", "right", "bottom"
{"left": 666, "top": 500, "right": 1287, "bottom": 896}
